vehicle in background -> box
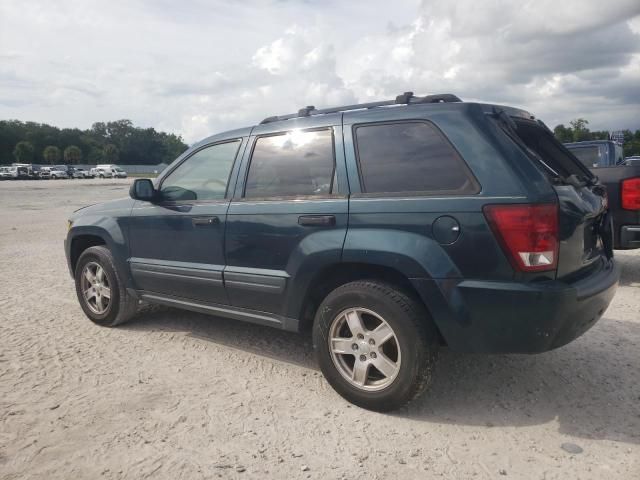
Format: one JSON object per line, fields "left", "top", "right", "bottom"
{"left": 73, "top": 168, "right": 94, "bottom": 179}
{"left": 564, "top": 140, "right": 624, "bottom": 168}
{"left": 0, "top": 166, "right": 13, "bottom": 179}
{"left": 95, "top": 164, "right": 127, "bottom": 178}
{"left": 11, "top": 163, "right": 33, "bottom": 179}
{"left": 49, "top": 166, "right": 70, "bottom": 179}
{"left": 30, "top": 164, "right": 44, "bottom": 179}
{"left": 624, "top": 155, "right": 640, "bottom": 166}
{"left": 39, "top": 167, "right": 52, "bottom": 179}
{"left": 111, "top": 166, "right": 127, "bottom": 178}
{"left": 90, "top": 167, "right": 110, "bottom": 178}
{"left": 565, "top": 140, "right": 640, "bottom": 249}
{"left": 66, "top": 92, "right": 619, "bottom": 411}
{"left": 15, "top": 165, "right": 29, "bottom": 179}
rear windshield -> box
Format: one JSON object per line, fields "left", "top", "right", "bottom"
{"left": 567, "top": 146, "right": 602, "bottom": 168}
{"left": 503, "top": 118, "right": 593, "bottom": 183}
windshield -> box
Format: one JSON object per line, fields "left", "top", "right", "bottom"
{"left": 567, "top": 146, "right": 602, "bottom": 168}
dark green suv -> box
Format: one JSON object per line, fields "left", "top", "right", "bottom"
{"left": 65, "top": 93, "right": 619, "bottom": 411}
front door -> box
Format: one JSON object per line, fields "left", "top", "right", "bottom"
{"left": 128, "top": 138, "right": 245, "bottom": 304}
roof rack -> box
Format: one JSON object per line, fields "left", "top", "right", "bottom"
{"left": 259, "top": 92, "right": 462, "bottom": 124}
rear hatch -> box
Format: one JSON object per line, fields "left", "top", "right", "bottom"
{"left": 493, "top": 112, "right": 611, "bottom": 279}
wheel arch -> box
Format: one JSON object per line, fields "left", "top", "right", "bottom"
{"left": 294, "top": 262, "right": 445, "bottom": 344}
{"left": 69, "top": 234, "right": 107, "bottom": 273}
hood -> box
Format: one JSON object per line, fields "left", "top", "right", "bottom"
{"left": 72, "top": 197, "right": 135, "bottom": 219}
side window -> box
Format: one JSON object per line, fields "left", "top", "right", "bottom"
{"left": 160, "top": 140, "right": 241, "bottom": 201}
{"left": 244, "top": 128, "right": 335, "bottom": 198}
{"left": 354, "top": 122, "right": 479, "bottom": 194}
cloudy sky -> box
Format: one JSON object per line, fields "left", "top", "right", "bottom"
{"left": 1, "top": 0, "right": 639, "bottom": 143}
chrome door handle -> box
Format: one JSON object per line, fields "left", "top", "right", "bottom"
{"left": 192, "top": 216, "right": 219, "bottom": 226}
{"left": 298, "top": 215, "right": 336, "bottom": 226}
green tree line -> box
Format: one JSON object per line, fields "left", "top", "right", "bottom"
{"left": 0, "top": 119, "right": 188, "bottom": 165}
{"left": 553, "top": 118, "right": 640, "bottom": 157}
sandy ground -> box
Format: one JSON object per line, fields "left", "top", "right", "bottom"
{"left": 0, "top": 178, "right": 638, "bottom": 480}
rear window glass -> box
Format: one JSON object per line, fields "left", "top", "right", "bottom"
{"left": 245, "top": 129, "right": 335, "bottom": 198}
{"left": 354, "top": 121, "right": 479, "bottom": 194}
{"left": 567, "top": 146, "right": 602, "bottom": 168}
{"left": 510, "top": 120, "right": 592, "bottom": 181}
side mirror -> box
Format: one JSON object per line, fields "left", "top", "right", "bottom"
{"left": 130, "top": 178, "right": 157, "bottom": 201}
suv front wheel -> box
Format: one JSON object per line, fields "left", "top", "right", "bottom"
{"left": 313, "top": 280, "right": 438, "bottom": 412}
{"left": 74, "top": 246, "right": 137, "bottom": 327}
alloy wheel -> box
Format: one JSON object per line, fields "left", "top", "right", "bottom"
{"left": 328, "top": 307, "right": 401, "bottom": 391}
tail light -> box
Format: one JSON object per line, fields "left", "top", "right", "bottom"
{"left": 621, "top": 177, "right": 640, "bottom": 210}
{"left": 483, "top": 204, "right": 558, "bottom": 272}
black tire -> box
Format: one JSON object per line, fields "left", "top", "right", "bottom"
{"left": 313, "top": 280, "right": 438, "bottom": 412}
{"left": 74, "top": 246, "right": 138, "bottom": 327}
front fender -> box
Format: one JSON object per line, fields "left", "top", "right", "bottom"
{"left": 66, "top": 203, "right": 133, "bottom": 286}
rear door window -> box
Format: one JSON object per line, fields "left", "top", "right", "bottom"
{"left": 353, "top": 121, "right": 479, "bottom": 194}
{"left": 244, "top": 128, "right": 335, "bottom": 198}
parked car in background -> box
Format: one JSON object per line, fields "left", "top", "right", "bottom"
{"left": 66, "top": 92, "right": 619, "bottom": 411}
{"left": 624, "top": 155, "right": 640, "bottom": 166}
{"left": 94, "top": 164, "right": 127, "bottom": 178}
{"left": 90, "top": 167, "right": 109, "bottom": 178}
{"left": 564, "top": 140, "right": 624, "bottom": 168}
{"left": 0, "top": 166, "right": 12, "bottom": 179}
{"left": 38, "top": 167, "right": 52, "bottom": 179}
{"left": 11, "top": 163, "right": 32, "bottom": 179}
{"left": 31, "top": 164, "right": 44, "bottom": 179}
{"left": 565, "top": 140, "right": 640, "bottom": 249}
{"left": 49, "top": 166, "right": 70, "bottom": 179}
{"left": 15, "top": 165, "right": 30, "bottom": 179}
{"left": 73, "top": 168, "right": 94, "bottom": 179}
{"left": 4, "top": 166, "right": 18, "bottom": 179}
{"left": 112, "top": 166, "right": 127, "bottom": 178}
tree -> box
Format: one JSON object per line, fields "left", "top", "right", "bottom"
{"left": 43, "top": 145, "right": 61, "bottom": 164}
{"left": 569, "top": 118, "right": 591, "bottom": 142}
{"left": 0, "top": 119, "right": 187, "bottom": 166}
{"left": 103, "top": 143, "right": 119, "bottom": 163}
{"left": 13, "top": 141, "right": 35, "bottom": 163}
{"left": 553, "top": 124, "right": 573, "bottom": 143}
{"left": 63, "top": 145, "right": 82, "bottom": 164}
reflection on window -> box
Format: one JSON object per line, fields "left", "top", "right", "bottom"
{"left": 161, "top": 140, "right": 240, "bottom": 201}
{"left": 245, "top": 129, "right": 335, "bottom": 198}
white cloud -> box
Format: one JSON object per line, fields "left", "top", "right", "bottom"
{"left": 0, "top": 0, "right": 639, "bottom": 143}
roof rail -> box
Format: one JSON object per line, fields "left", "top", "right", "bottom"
{"left": 259, "top": 92, "right": 462, "bottom": 124}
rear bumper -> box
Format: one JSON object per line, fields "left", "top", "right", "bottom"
{"left": 619, "top": 225, "right": 640, "bottom": 249}
{"left": 412, "top": 258, "right": 619, "bottom": 354}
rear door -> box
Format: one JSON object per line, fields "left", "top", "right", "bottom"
{"left": 225, "top": 115, "right": 349, "bottom": 316}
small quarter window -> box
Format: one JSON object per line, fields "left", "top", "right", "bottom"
{"left": 354, "top": 122, "right": 478, "bottom": 194}
{"left": 245, "top": 129, "right": 335, "bottom": 198}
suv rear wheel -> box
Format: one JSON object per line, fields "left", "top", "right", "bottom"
{"left": 313, "top": 280, "right": 438, "bottom": 412}
{"left": 74, "top": 246, "right": 138, "bottom": 327}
